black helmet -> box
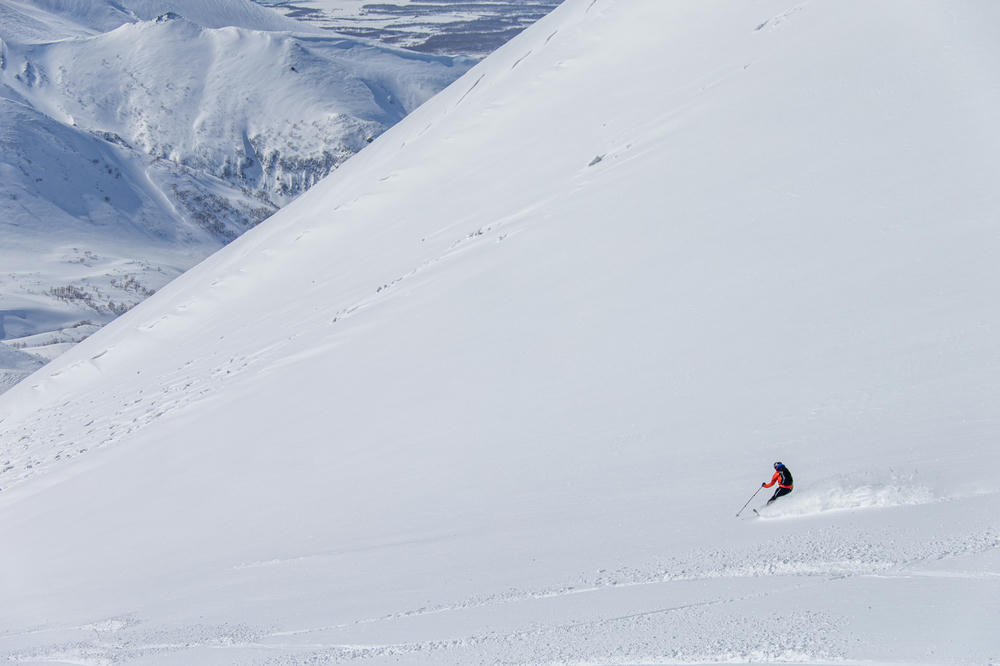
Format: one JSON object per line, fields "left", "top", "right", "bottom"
{"left": 773, "top": 461, "right": 784, "bottom": 469}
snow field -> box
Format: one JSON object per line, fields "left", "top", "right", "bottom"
{"left": 1, "top": 0, "right": 1000, "bottom": 663}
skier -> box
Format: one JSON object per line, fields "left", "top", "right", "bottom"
{"left": 762, "top": 461, "right": 793, "bottom": 504}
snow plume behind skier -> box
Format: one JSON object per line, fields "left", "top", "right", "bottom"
{"left": 763, "top": 462, "right": 793, "bottom": 504}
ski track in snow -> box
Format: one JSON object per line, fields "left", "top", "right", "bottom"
{"left": 0, "top": 349, "right": 264, "bottom": 490}
{"left": 755, "top": 1, "right": 811, "bottom": 32}
{"left": 6, "top": 523, "right": 998, "bottom": 664}
{"left": 0, "top": 187, "right": 548, "bottom": 493}
{"left": 0, "top": 586, "right": 847, "bottom": 665}
{"left": 0, "top": 199, "right": 491, "bottom": 485}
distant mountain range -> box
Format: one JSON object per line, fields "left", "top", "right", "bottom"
{"left": 253, "top": 0, "right": 563, "bottom": 56}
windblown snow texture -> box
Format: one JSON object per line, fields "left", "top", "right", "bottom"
{"left": 2, "top": 0, "right": 999, "bottom": 664}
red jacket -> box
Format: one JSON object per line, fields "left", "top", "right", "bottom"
{"left": 763, "top": 469, "right": 793, "bottom": 489}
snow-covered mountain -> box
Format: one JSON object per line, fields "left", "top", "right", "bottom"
{"left": 2, "top": 0, "right": 1000, "bottom": 663}
{"left": 0, "top": 0, "right": 472, "bottom": 385}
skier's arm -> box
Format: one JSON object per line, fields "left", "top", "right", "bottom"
{"left": 762, "top": 471, "right": 780, "bottom": 488}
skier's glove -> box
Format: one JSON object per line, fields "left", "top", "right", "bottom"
{"left": 761, "top": 483, "right": 765, "bottom": 487}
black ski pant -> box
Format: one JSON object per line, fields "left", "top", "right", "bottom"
{"left": 767, "top": 486, "right": 793, "bottom": 504}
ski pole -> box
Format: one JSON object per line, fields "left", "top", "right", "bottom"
{"left": 736, "top": 486, "right": 763, "bottom": 517}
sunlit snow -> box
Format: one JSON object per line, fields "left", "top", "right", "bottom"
{"left": 1, "top": 0, "right": 999, "bottom": 663}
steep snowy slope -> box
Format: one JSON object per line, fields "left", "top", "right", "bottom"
{"left": 2, "top": 0, "right": 1000, "bottom": 663}
{"left": 0, "top": 0, "right": 471, "bottom": 379}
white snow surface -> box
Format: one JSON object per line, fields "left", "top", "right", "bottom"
{"left": 2, "top": 0, "right": 1000, "bottom": 663}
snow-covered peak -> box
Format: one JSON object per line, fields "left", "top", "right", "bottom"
{"left": 4, "top": 0, "right": 312, "bottom": 38}
{"left": 121, "top": 0, "right": 314, "bottom": 31}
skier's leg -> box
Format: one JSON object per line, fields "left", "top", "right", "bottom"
{"left": 767, "top": 487, "right": 792, "bottom": 504}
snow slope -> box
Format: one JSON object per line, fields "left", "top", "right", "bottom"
{"left": 2, "top": 0, "right": 1000, "bottom": 663}
{"left": 0, "top": 0, "right": 471, "bottom": 378}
